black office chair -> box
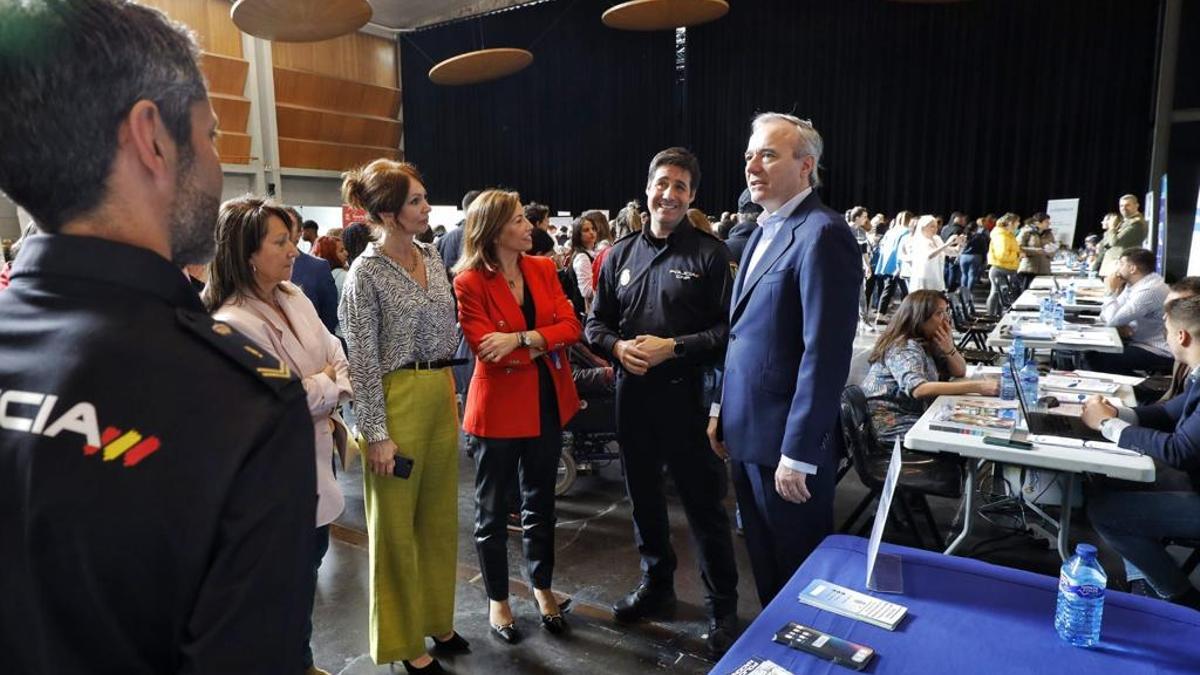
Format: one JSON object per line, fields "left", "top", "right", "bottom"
{"left": 947, "top": 295, "right": 999, "bottom": 365}
{"left": 838, "top": 385, "right": 965, "bottom": 549}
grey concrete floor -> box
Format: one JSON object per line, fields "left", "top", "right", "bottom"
{"left": 310, "top": 298, "right": 1197, "bottom": 674}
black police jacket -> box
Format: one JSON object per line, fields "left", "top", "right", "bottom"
{"left": 0, "top": 235, "right": 317, "bottom": 674}
{"left": 586, "top": 221, "right": 734, "bottom": 370}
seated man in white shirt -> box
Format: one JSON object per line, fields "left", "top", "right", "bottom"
{"left": 1082, "top": 247, "right": 1173, "bottom": 376}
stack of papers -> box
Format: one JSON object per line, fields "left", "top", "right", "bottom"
{"left": 1056, "top": 330, "right": 1117, "bottom": 347}
{"left": 1012, "top": 322, "right": 1055, "bottom": 339}
{"left": 1040, "top": 375, "right": 1121, "bottom": 395}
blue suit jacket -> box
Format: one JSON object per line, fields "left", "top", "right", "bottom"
{"left": 290, "top": 253, "right": 338, "bottom": 334}
{"left": 720, "top": 191, "right": 862, "bottom": 468}
{"left": 1123, "top": 377, "right": 1200, "bottom": 486}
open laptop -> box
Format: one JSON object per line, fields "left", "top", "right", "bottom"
{"left": 1008, "top": 360, "right": 1107, "bottom": 442}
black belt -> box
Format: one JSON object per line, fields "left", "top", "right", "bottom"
{"left": 397, "top": 358, "right": 467, "bottom": 370}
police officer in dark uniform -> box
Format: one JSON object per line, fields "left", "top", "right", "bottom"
{"left": 586, "top": 147, "right": 739, "bottom": 656}
{"left": 0, "top": 2, "right": 317, "bottom": 673}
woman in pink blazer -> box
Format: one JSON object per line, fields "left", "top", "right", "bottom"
{"left": 203, "top": 196, "right": 352, "bottom": 675}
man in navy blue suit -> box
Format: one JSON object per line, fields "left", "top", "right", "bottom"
{"left": 282, "top": 207, "right": 339, "bottom": 334}
{"left": 1082, "top": 294, "right": 1200, "bottom": 609}
{"left": 708, "top": 113, "right": 862, "bottom": 606}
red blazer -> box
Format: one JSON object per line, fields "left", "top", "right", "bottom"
{"left": 454, "top": 255, "right": 581, "bottom": 438}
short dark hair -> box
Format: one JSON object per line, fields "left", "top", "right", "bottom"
{"left": 646, "top": 147, "right": 700, "bottom": 193}
{"left": 0, "top": 0, "right": 208, "bottom": 233}
{"left": 302, "top": 220, "right": 319, "bottom": 231}
{"left": 524, "top": 202, "right": 549, "bottom": 225}
{"left": 341, "top": 222, "right": 372, "bottom": 266}
{"left": 1030, "top": 212, "right": 1050, "bottom": 224}
{"left": 1170, "top": 276, "right": 1200, "bottom": 297}
{"left": 1165, "top": 295, "right": 1200, "bottom": 337}
{"left": 462, "top": 190, "right": 482, "bottom": 211}
{"left": 1121, "top": 247, "right": 1156, "bottom": 274}
{"left": 281, "top": 206, "right": 302, "bottom": 231}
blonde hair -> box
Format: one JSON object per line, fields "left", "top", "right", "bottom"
{"left": 340, "top": 159, "right": 423, "bottom": 227}
{"left": 453, "top": 189, "right": 521, "bottom": 275}
{"left": 996, "top": 212, "right": 1021, "bottom": 230}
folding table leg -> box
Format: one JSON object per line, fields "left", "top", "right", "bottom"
{"left": 1057, "top": 473, "right": 1076, "bottom": 561}
{"left": 943, "top": 460, "right": 978, "bottom": 556}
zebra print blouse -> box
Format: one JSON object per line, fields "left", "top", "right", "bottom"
{"left": 339, "top": 241, "right": 457, "bottom": 443}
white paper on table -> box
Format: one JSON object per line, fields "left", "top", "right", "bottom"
{"left": 1028, "top": 434, "right": 1142, "bottom": 457}
{"left": 1040, "top": 375, "right": 1121, "bottom": 394}
{"left": 1013, "top": 322, "right": 1055, "bottom": 339}
{"left": 866, "top": 440, "right": 903, "bottom": 588}
{"left": 1069, "top": 370, "right": 1146, "bottom": 386}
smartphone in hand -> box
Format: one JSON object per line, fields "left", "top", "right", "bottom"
{"left": 393, "top": 454, "right": 415, "bottom": 479}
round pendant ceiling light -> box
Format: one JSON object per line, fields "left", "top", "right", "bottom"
{"left": 231, "top": 0, "right": 372, "bottom": 43}
{"left": 428, "top": 48, "right": 535, "bottom": 86}
{"left": 602, "top": 0, "right": 729, "bottom": 31}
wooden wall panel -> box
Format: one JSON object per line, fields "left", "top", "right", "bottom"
{"left": 137, "top": 0, "right": 242, "bottom": 58}
{"left": 273, "top": 68, "right": 400, "bottom": 119}
{"left": 201, "top": 53, "right": 248, "bottom": 97}
{"left": 278, "top": 137, "right": 399, "bottom": 172}
{"left": 211, "top": 94, "right": 250, "bottom": 134}
{"left": 276, "top": 104, "right": 401, "bottom": 148}
{"left": 217, "top": 132, "right": 252, "bottom": 164}
{"left": 272, "top": 32, "right": 397, "bottom": 89}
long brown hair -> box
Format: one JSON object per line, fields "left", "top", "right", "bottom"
{"left": 453, "top": 189, "right": 521, "bottom": 275}
{"left": 202, "top": 195, "right": 294, "bottom": 312}
{"left": 867, "top": 290, "right": 948, "bottom": 364}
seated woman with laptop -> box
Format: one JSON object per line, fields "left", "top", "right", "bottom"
{"left": 1081, "top": 294, "right": 1200, "bottom": 610}
{"left": 861, "top": 290, "right": 1000, "bottom": 445}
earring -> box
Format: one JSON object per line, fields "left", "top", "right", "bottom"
{"left": 251, "top": 263, "right": 257, "bottom": 273}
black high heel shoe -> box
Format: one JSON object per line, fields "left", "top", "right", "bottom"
{"left": 429, "top": 631, "right": 470, "bottom": 654}
{"left": 539, "top": 597, "right": 571, "bottom": 635}
{"left": 490, "top": 620, "right": 521, "bottom": 644}
{"left": 401, "top": 657, "right": 446, "bottom": 674}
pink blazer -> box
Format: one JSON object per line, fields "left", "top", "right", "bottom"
{"left": 215, "top": 282, "right": 353, "bottom": 527}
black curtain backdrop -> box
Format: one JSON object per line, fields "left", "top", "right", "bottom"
{"left": 399, "top": 0, "right": 675, "bottom": 213}
{"left": 684, "top": 0, "right": 1160, "bottom": 241}
{"left": 401, "top": 0, "right": 1160, "bottom": 244}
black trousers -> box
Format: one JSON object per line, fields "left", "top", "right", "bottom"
{"left": 616, "top": 368, "right": 739, "bottom": 618}
{"left": 731, "top": 459, "right": 835, "bottom": 607}
{"left": 473, "top": 399, "right": 561, "bottom": 601}
{"left": 875, "top": 274, "right": 907, "bottom": 315}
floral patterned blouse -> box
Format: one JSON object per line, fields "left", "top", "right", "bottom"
{"left": 860, "top": 338, "right": 947, "bottom": 444}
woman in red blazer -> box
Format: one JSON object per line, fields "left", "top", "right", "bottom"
{"left": 452, "top": 189, "right": 581, "bottom": 644}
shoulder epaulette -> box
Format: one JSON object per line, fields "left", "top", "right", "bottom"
{"left": 175, "top": 309, "right": 301, "bottom": 398}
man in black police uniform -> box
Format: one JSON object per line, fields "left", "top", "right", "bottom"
{"left": 586, "top": 147, "right": 739, "bottom": 656}
{"left": 0, "top": 2, "right": 317, "bottom": 673}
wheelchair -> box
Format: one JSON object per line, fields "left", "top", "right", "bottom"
{"left": 556, "top": 393, "right": 622, "bottom": 496}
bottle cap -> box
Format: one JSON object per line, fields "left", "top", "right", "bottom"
{"left": 1076, "top": 543, "right": 1098, "bottom": 557}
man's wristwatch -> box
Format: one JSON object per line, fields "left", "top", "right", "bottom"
{"left": 672, "top": 339, "right": 686, "bottom": 357}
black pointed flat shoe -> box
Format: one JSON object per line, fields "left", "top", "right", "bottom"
{"left": 429, "top": 631, "right": 470, "bottom": 654}
{"left": 490, "top": 621, "right": 521, "bottom": 644}
{"left": 539, "top": 597, "right": 571, "bottom": 635}
{"left": 401, "top": 657, "right": 446, "bottom": 674}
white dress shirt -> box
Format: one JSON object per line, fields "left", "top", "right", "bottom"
{"left": 1099, "top": 272, "right": 1170, "bottom": 356}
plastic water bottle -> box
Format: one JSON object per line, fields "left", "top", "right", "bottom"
{"left": 1039, "top": 296, "right": 1052, "bottom": 323}
{"left": 1011, "top": 337, "right": 1026, "bottom": 369}
{"left": 1065, "top": 282, "right": 1076, "bottom": 305}
{"left": 1019, "top": 359, "right": 1040, "bottom": 409}
{"left": 1000, "top": 355, "right": 1017, "bottom": 401}
{"left": 1055, "top": 543, "right": 1107, "bottom": 647}
{"left": 1053, "top": 301, "right": 1065, "bottom": 330}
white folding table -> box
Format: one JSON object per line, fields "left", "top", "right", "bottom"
{"left": 904, "top": 393, "right": 1154, "bottom": 560}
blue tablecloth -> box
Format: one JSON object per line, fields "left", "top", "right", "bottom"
{"left": 712, "top": 535, "right": 1200, "bottom": 674}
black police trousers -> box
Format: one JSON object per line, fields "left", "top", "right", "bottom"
{"left": 616, "top": 367, "right": 739, "bottom": 618}
{"left": 473, "top": 398, "right": 561, "bottom": 601}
